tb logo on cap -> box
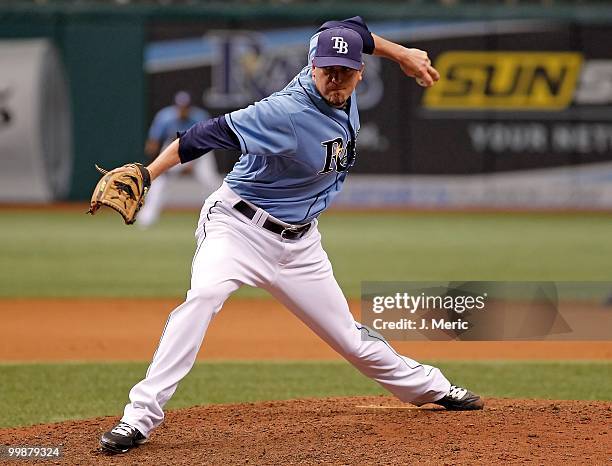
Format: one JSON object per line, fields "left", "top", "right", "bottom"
{"left": 331, "top": 37, "right": 349, "bottom": 54}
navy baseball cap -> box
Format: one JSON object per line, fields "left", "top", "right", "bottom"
{"left": 312, "top": 27, "right": 363, "bottom": 70}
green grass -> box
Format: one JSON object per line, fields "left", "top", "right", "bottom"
{"left": 1, "top": 210, "right": 612, "bottom": 298}
{"left": 1, "top": 212, "right": 609, "bottom": 429}
{"left": 0, "top": 360, "right": 609, "bottom": 428}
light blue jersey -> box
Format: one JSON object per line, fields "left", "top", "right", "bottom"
{"left": 225, "top": 63, "right": 360, "bottom": 224}
{"left": 149, "top": 106, "right": 209, "bottom": 150}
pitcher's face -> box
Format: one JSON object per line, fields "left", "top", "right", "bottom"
{"left": 312, "top": 65, "right": 364, "bottom": 108}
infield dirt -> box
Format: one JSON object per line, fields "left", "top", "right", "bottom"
{"left": 2, "top": 298, "right": 611, "bottom": 465}
{"left": 1, "top": 298, "right": 611, "bottom": 361}
{"left": 0, "top": 396, "right": 610, "bottom": 465}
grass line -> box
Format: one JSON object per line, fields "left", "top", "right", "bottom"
{"left": 1, "top": 361, "right": 610, "bottom": 428}
{"left": 2, "top": 211, "right": 612, "bottom": 298}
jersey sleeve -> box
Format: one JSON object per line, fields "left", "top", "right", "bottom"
{"left": 225, "top": 97, "right": 297, "bottom": 157}
{"left": 178, "top": 115, "right": 240, "bottom": 164}
{"left": 317, "top": 16, "right": 374, "bottom": 55}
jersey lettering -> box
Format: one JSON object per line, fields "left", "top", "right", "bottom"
{"left": 319, "top": 137, "right": 353, "bottom": 174}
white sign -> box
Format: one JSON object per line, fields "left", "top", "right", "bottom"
{"left": 0, "top": 39, "right": 72, "bottom": 202}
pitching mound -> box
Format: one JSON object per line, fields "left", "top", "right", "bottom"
{"left": 1, "top": 396, "right": 609, "bottom": 465}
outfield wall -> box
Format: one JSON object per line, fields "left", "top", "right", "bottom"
{"left": 0, "top": 39, "right": 71, "bottom": 202}
{"left": 0, "top": 7, "right": 145, "bottom": 201}
{"left": 1, "top": 3, "right": 612, "bottom": 208}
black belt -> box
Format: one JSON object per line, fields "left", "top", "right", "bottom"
{"left": 233, "top": 200, "right": 312, "bottom": 240}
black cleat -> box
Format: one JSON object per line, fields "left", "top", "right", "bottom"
{"left": 100, "top": 422, "right": 147, "bottom": 454}
{"left": 434, "top": 384, "right": 484, "bottom": 411}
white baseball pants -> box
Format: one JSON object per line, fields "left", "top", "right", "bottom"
{"left": 137, "top": 154, "right": 222, "bottom": 228}
{"left": 122, "top": 183, "right": 451, "bottom": 436}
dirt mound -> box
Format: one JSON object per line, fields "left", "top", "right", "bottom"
{"left": 0, "top": 396, "right": 610, "bottom": 465}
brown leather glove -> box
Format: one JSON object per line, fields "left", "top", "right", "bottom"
{"left": 87, "top": 163, "right": 151, "bottom": 225}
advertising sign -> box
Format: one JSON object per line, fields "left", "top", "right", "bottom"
{"left": 146, "top": 20, "right": 612, "bottom": 208}
{"left": 0, "top": 39, "right": 72, "bottom": 202}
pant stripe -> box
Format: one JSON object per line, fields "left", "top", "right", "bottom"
{"left": 354, "top": 323, "right": 423, "bottom": 371}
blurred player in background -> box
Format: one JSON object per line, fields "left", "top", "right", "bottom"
{"left": 137, "top": 91, "right": 222, "bottom": 228}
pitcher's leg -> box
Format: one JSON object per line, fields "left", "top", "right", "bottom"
{"left": 270, "top": 246, "right": 450, "bottom": 405}
{"left": 122, "top": 281, "right": 238, "bottom": 436}
{"left": 121, "top": 207, "right": 273, "bottom": 436}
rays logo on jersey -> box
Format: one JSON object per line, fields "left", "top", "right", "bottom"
{"left": 319, "top": 137, "right": 355, "bottom": 174}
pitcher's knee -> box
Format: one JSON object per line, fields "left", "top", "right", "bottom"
{"left": 334, "top": 333, "right": 376, "bottom": 363}
{"left": 344, "top": 344, "right": 387, "bottom": 366}
{"left": 185, "top": 285, "right": 232, "bottom": 314}
{"left": 334, "top": 326, "right": 396, "bottom": 368}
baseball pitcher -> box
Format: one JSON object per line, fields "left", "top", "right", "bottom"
{"left": 94, "top": 16, "right": 483, "bottom": 454}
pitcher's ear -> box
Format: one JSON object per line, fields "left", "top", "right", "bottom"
{"left": 358, "top": 62, "right": 365, "bottom": 80}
